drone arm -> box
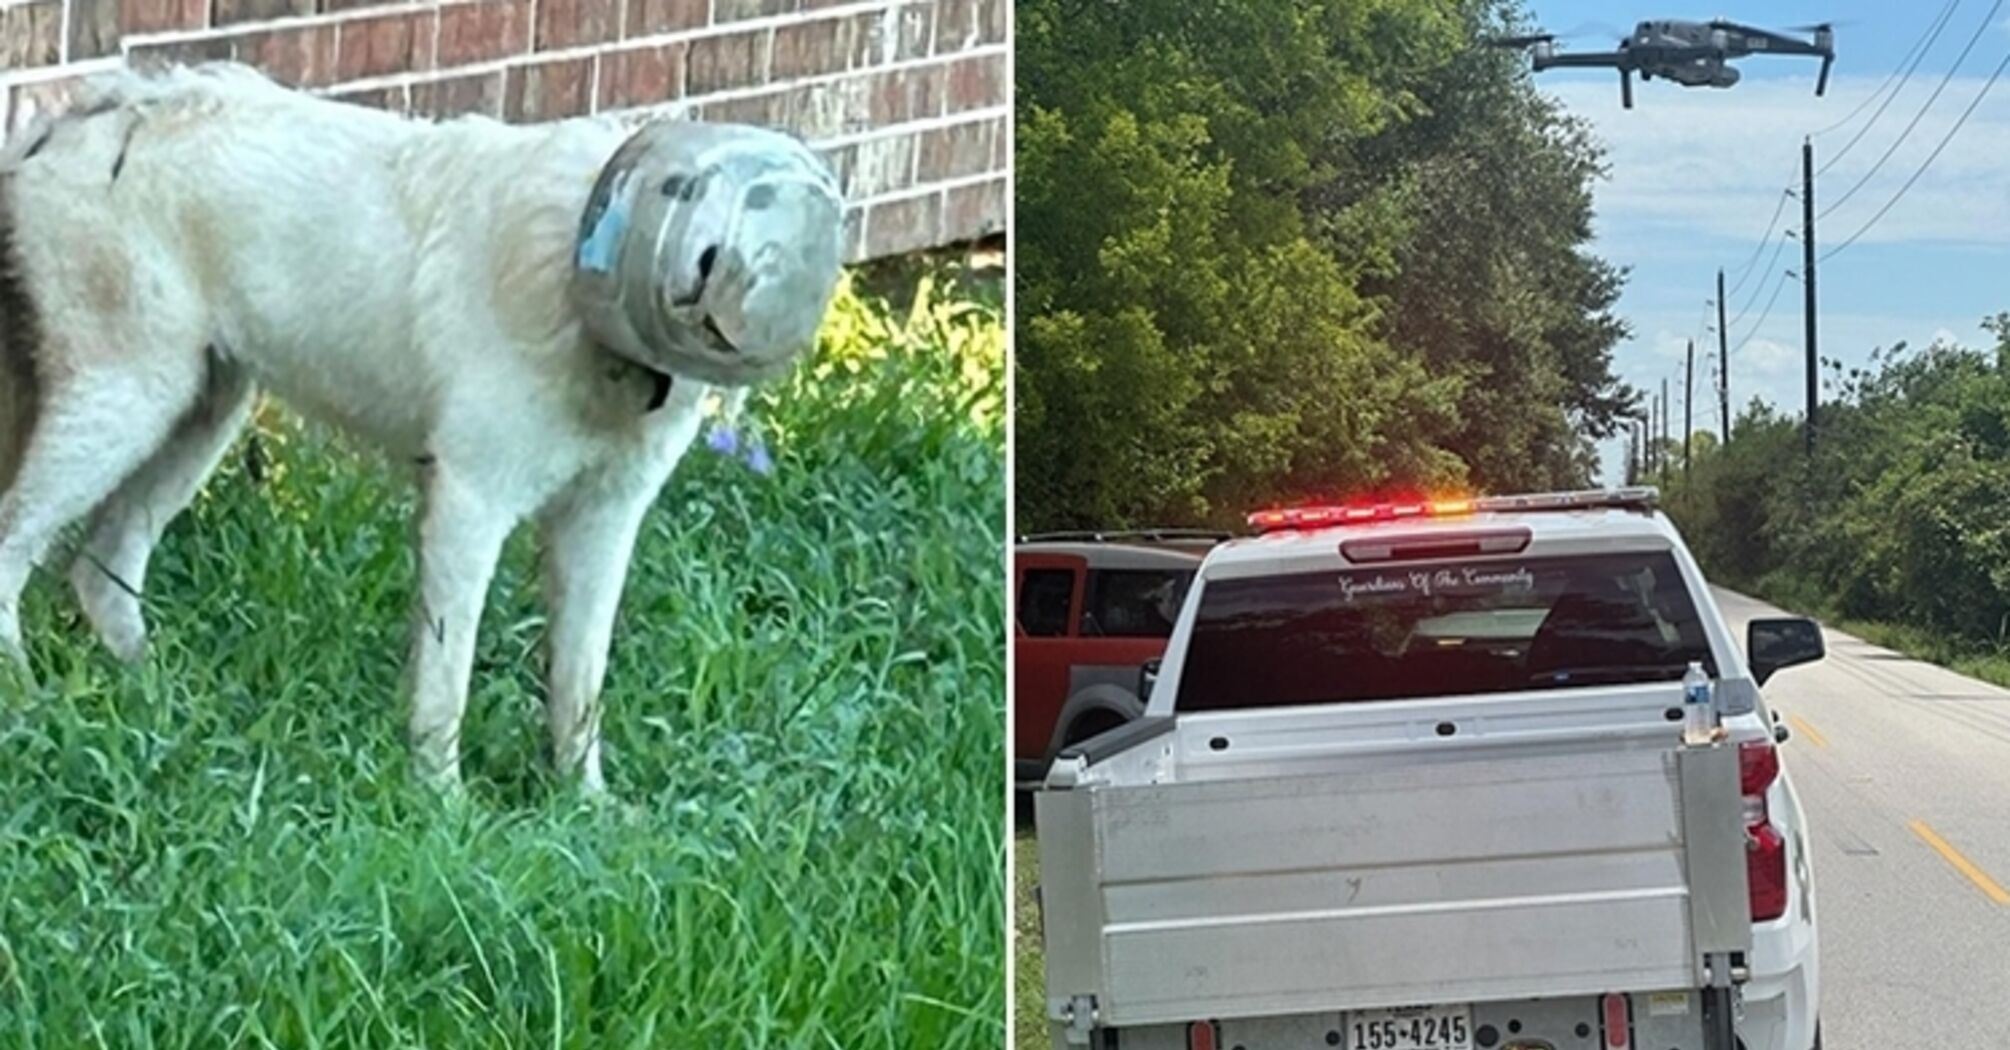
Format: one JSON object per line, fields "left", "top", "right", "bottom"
{"left": 1538, "top": 50, "right": 1633, "bottom": 68}
{"left": 1758, "top": 39, "right": 1825, "bottom": 56}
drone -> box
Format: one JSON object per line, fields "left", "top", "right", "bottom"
{"left": 1490, "top": 19, "right": 1836, "bottom": 108}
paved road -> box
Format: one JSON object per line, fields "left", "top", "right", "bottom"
{"left": 1713, "top": 589, "right": 2010, "bottom": 1043}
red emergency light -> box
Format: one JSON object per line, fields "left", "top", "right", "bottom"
{"left": 1245, "top": 488, "right": 1658, "bottom": 534}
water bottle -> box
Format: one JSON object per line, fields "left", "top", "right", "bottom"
{"left": 1682, "top": 661, "right": 1714, "bottom": 745}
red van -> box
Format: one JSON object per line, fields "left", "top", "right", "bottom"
{"left": 1012, "top": 531, "right": 1224, "bottom": 784}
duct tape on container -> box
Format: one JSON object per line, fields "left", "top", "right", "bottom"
{"left": 571, "top": 121, "right": 844, "bottom": 388}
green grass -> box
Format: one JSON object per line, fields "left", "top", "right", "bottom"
{"left": 1012, "top": 822, "right": 1044, "bottom": 1050}
{"left": 0, "top": 269, "right": 1005, "bottom": 1048}
{"left": 1803, "top": 616, "right": 2010, "bottom": 689}
{"left": 1746, "top": 572, "right": 2010, "bottom": 690}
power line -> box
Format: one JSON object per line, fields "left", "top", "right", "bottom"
{"left": 1723, "top": 186, "right": 1795, "bottom": 300}
{"left": 1725, "top": 233, "right": 1792, "bottom": 333}
{"left": 1809, "top": 0, "right": 1961, "bottom": 173}
{"left": 1823, "top": 47, "right": 2010, "bottom": 262}
{"left": 1730, "top": 272, "right": 1793, "bottom": 356}
{"left": 1820, "top": 0, "right": 2004, "bottom": 218}
{"left": 1811, "top": 0, "right": 1962, "bottom": 140}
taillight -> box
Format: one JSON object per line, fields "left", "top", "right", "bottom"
{"left": 1740, "top": 740, "right": 1780, "bottom": 794}
{"left": 1748, "top": 822, "right": 1789, "bottom": 919}
{"left": 1601, "top": 992, "right": 1631, "bottom": 1049}
{"left": 1741, "top": 741, "right": 1788, "bottom": 921}
{"left": 1188, "top": 1020, "right": 1217, "bottom": 1050}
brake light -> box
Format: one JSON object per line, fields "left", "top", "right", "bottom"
{"left": 1748, "top": 823, "right": 1789, "bottom": 920}
{"left": 1601, "top": 992, "right": 1631, "bottom": 1049}
{"left": 1740, "top": 739, "right": 1780, "bottom": 794}
{"left": 1741, "top": 740, "right": 1788, "bottom": 921}
{"left": 1187, "top": 1020, "right": 1216, "bottom": 1050}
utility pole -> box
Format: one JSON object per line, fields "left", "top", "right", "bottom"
{"left": 1717, "top": 268, "right": 1730, "bottom": 442}
{"left": 1802, "top": 137, "right": 1819, "bottom": 456}
{"left": 1684, "top": 340, "right": 1694, "bottom": 482}
{"left": 1647, "top": 397, "right": 1658, "bottom": 478}
{"left": 1659, "top": 378, "right": 1670, "bottom": 484}
{"left": 1644, "top": 397, "right": 1654, "bottom": 477}
{"left": 1626, "top": 421, "right": 1637, "bottom": 484}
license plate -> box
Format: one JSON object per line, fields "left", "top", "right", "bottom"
{"left": 1345, "top": 1004, "right": 1473, "bottom": 1050}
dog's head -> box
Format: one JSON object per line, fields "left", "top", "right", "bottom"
{"left": 572, "top": 120, "right": 845, "bottom": 388}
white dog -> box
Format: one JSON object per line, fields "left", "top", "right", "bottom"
{"left": 0, "top": 63, "right": 843, "bottom": 792}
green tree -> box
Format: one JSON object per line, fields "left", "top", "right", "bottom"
{"left": 1669, "top": 320, "right": 2010, "bottom": 648}
{"left": 1016, "top": 0, "right": 1635, "bottom": 530}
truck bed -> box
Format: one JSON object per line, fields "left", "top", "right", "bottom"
{"left": 1036, "top": 720, "right": 1751, "bottom": 1034}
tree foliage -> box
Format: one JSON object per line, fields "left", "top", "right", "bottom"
{"left": 1668, "top": 319, "right": 2010, "bottom": 646}
{"left": 1015, "top": 0, "right": 1636, "bottom": 529}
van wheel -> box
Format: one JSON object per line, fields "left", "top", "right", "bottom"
{"left": 1064, "top": 710, "right": 1126, "bottom": 747}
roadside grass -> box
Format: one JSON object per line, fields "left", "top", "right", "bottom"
{"left": 1812, "top": 618, "right": 2010, "bottom": 689}
{"left": 1748, "top": 572, "right": 2010, "bottom": 690}
{"left": 0, "top": 269, "right": 1004, "bottom": 1048}
{"left": 1012, "top": 821, "right": 1045, "bottom": 1050}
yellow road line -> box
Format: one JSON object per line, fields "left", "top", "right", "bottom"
{"left": 1788, "top": 715, "right": 1829, "bottom": 749}
{"left": 1910, "top": 820, "right": 2010, "bottom": 905}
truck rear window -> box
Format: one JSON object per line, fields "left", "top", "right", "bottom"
{"left": 1175, "top": 553, "right": 1715, "bottom": 710}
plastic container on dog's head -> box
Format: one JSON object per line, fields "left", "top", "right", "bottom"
{"left": 571, "top": 121, "right": 845, "bottom": 388}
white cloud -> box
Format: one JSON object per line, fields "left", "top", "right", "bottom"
{"left": 1545, "top": 70, "right": 2010, "bottom": 250}
{"left": 1554, "top": 63, "right": 2010, "bottom": 483}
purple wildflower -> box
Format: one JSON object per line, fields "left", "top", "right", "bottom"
{"left": 743, "top": 437, "right": 774, "bottom": 476}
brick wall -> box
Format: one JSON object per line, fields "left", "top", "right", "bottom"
{"left": 0, "top": 0, "right": 1007, "bottom": 260}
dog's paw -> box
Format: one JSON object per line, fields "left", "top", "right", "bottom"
{"left": 411, "top": 755, "right": 466, "bottom": 796}
{"left": 570, "top": 789, "right": 646, "bottom": 826}
{"left": 70, "top": 559, "right": 149, "bottom": 665}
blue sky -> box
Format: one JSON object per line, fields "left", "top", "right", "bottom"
{"left": 1518, "top": 2, "right": 2010, "bottom": 482}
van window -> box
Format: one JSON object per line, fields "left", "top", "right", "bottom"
{"left": 1018, "top": 569, "right": 1076, "bottom": 637}
{"left": 1081, "top": 569, "right": 1193, "bottom": 638}
{"left": 1175, "top": 553, "right": 1713, "bottom": 710}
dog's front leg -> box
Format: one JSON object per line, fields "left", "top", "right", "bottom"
{"left": 539, "top": 491, "right": 653, "bottom": 794}
{"left": 405, "top": 467, "right": 514, "bottom": 789}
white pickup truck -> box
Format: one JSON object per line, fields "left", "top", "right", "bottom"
{"left": 1034, "top": 489, "right": 1826, "bottom": 1050}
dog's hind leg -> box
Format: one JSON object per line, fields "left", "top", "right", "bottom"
{"left": 69, "top": 353, "right": 252, "bottom": 663}
{"left": 0, "top": 351, "right": 205, "bottom": 677}
{"left": 404, "top": 463, "right": 515, "bottom": 789}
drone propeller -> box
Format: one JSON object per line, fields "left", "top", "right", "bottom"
{"left": 1484, "top": 20, "right": 1620, "bottom": 48}
{"left": 1484, "top": 32, "right": 1555, "bottom": 49}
